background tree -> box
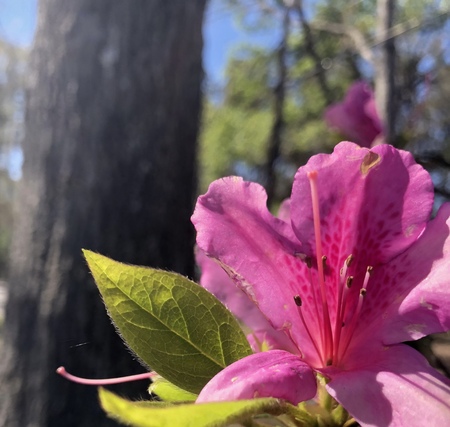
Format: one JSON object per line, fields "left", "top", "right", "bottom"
{"left": 200, "top": 0, "right": 450, "bottom": 204}
{"left": 0, "top": 1, "right": 206, "bottom": 426}
{"left": 0, "top": 40, "right": 26, "bottom": 276}
{"left": 199, "top": 0, "right": 450, "bottom": 375}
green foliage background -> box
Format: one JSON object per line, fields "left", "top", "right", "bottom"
{"left": 199, "top": 0, "right": 450, "bottom": 205}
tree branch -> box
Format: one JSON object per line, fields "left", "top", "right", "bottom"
{"left": 375, "top": 0, "right": 397, "bottom": 144}
{"left": 292, "top": 0, "right": 333, "bottom": 104}
{"left": 265, "top": 4, "right": 290, "bottom": 206}
{"left": 310, "top": 20, "right": 374, "bottom": 63}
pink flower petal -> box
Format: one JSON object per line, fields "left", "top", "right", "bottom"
{"left": 324, "top": 81, "right": 383, "bottom": 147}
{"left": 292, "top": 142, "right": 433, "bottom": 275}
{"left": 247, "top": 329, "right": 299, "bottom": 354}
{"left": 290, "top": 143, "right": 433, "bottom": 338}
{"left": 195, "top": 248, "right": 269, "bottom": 330}
{"left": 196, "top": 350, "right": 317, "bottom": 405}
{"left": 192, "top": 177, "right": 322, "bottom": 365}
{"left": 360, "top": 202, "right": 450, "bottom": 345}
{"left": 277, "top": 198, "right": 291, "bottom": 222}
{"left": 326, "top": 344, "right": 450, "bottom": 427}
{"left": 196, "top": 248, "right": 294, "bottom": 351}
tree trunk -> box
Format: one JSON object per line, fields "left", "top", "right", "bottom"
{"left": 0, "top": 1, "right": 206, "bottom": 426}
{"left": 265, "top": 6, "right": 289, "bottom": 207}
{"left": 375, "top": 0, "right": 397, "bottom": 144}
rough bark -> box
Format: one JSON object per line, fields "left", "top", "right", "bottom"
{"left": 0, "top": 1, "right": 206, "bottom": 426}
{"left": 374, "top": 0, "right": 397, "bottom": 144}
{"left": 265, "top": 6, "right": 289, "bottom": 207}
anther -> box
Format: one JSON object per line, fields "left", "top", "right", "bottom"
{"left": 346, "top": 276, "right": 354, "bottom": 288}
{"left": 362, "top": 266, "right": 373, "bottom": 289}
{"left": 322, "top": 255, "right": 327, "bottom": 268}
{"left": 305, "top": 256, "right": 312, "bottom": 269}
{"left": 294, "top": 295, "right": 302, "bottom": 306}
{"left": 338, "top": 286, "right": 368, "bottom": 362}
{"left": 345, "top": 254, "right": 354, "bottom": 267}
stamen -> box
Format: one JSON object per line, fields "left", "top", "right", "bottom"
{"left": 339, "top": 276, "right": 353, "bottom": 326}
{"left": 334, "top": 260, "right": 370, "bottom": 364}
{"left": 307, "top": 170, "right": 333, "bottom": 364}
{"left": 56, "top": 366, "right": 155, "bottom": 385}
{"left": 333, "top": 254, "right": 354, "bottom": 362}
{"left": 305, "top": 259, "right": 324, "bottom": 353}
{"left": 305, "top": 256, "right": 312, "bottom": 269}
{"left": 293, "top": 295, "right": 324, "bottom": 365}
{"left": 345, "top": 254, "right": 354, "bottom": 267}
{"left": 336, "top": 275, "right": 354, "bottom": 339}
{"left": 282, "top": 327, "right": 304, "bottom": 359}
{"left": 322, "top": 255, "right": 327, "bottom": 269}
{"left": 338, "top": 285, "right": 368, "bottom": 361}
{"left": 362, "top": 266, "right": 373, "bottom": 289}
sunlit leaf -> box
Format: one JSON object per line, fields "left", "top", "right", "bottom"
{"left": 84, "top": 250, "right": 252, "bottom": 394}
{"left": 99, "top": 388, "right": 285, "bottom": 427}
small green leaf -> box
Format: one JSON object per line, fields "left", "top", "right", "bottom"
{"left": 99, "top": 388, "right": 285, "bottom": 427}
{"left": 83, "top": 250, "right": 252, "bottom": 394}
{"left": 149, "top": 377, "right": 197, "bottom": 402}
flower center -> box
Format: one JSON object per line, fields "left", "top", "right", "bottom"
{"left": 293, "top": 171, "right": 373, "bottom": 367}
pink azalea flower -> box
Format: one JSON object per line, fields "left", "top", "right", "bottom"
{"left": 325, "top": 81, "right": 384, "bottom": 147}
{"left": 192, "top": 142, "right": 450, "bottom": 426}
{"left": 196, "top": 233, "right": 298, "bottom": 352}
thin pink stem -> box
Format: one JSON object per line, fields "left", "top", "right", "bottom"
{"left": 333, "top": 254, "right": 353, "bottom": 362}
{"left": 338, "top": 287, "right": 367, "bottom": 362}
{"left": 294, "top": 295, "right": 324, "bottom": 366}
{"left": 56, "top": 366, "right": 155, "bottom": 385}
{"left": 306, "top": 260, "right": 324, "bottom": 355}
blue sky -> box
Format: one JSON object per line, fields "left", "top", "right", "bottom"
{"left": 0, "top": 0, "right": 279, "bottom": 83}
{"left": 0, "top": 0, "right": 36, "bottom": 46}
{"left": 0, "top": 0, "right": 280, "bottom": 180}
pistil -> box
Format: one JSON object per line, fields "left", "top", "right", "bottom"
{"left": 307, "top": 170, "right": 333, "bottom": 365}
{"left": 303, "top": 172, "right": 374, "bottom": 367}
{"left": 56, "top": 366, "right": 155, "bottom": 385}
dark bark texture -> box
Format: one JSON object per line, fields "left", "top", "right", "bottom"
{"left": 264, "top": 6, "right": 289, "bottom": 207}
{"left": 375, "top": 0, "right": 397, "bottom": 144}
{"left": 0, "top": 1, "right": 206, "bottom": 426}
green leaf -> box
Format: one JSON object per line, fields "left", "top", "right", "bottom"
{"left": 149, "top": 377, "right": 197, "bottom": 402}
{"left": 83, "top": 250, "right": 252, "bottom": 394}
{"left": 99, "top": 388, "right": 285, "bottom": 427}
